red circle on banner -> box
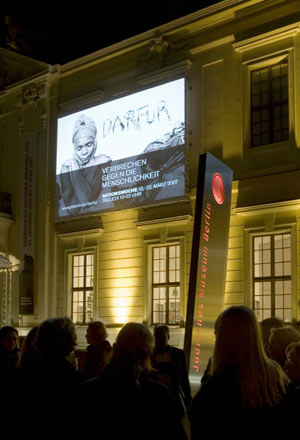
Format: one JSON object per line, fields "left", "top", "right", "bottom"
{"left": 212, "top": 173, "right": 225, "bottom": 205}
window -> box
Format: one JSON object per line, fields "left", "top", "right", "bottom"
{"left": 152, "top": 244, "right": 180, "bottom": 325}
{"left": 253, "top": 233, "right": 292, "bottom": 322}
{"left": 251, "top": 61, "right": 289, "bottom": 147}
{"left": 71, "top": 253, "right": 94, "bottom": 325}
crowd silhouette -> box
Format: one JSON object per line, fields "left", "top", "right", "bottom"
{"left": 1, "top": 307, "right": 300, "bottom": 438}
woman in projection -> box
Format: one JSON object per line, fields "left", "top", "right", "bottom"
{"left": 59, "top": 114, "right": 111, "bottom": 214}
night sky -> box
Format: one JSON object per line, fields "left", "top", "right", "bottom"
{"left": 0, "top": 1, "right": 222, "bottom": 64}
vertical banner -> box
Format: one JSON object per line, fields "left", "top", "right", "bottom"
{"left": 20, "top": 133, "right": 36, "bottom": 315}
{"left": 184, "top": 153, "right": 233, "bottom": 386}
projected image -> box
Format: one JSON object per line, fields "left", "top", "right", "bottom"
{"left": 55, "top": 78, "right": 186, "bottom": 218}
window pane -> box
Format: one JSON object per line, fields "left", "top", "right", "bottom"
{"left": 254, "top": 282, "right": 262, "bottom": 294}
{"left": 78, "top": 277, "right": 84, "bottom": 287}
{"left": 160, "top": 288, "right": 166, "bottom": 299}
{"left": 86, "top": 277, "right": 93, "bottom": 287}
{"left": 263, "top": 264, "right": 271, "bottom": 277}
{"left": 153, "top": 248, "right": 160, "bottom": 259}
{"left": 169, "top": 246, "right": 175, "bottom": 257}
{"left": 284, "top": 262, "right": 291, "bottom": 276}
{"left": 263, "top": 282, "right": 271, "bottom": 294}
{"left": 263, "top": 236, "right": 271, "bottom": 248}
{"left": 275, "top": 295, "right": 283, "bottom": 308}
{"left": 160, "top": 247, "right": 166, "bottom": 259}
{"left": 160, "top": 272, "right": 166, "bottom": 283}
{"left": 284, "top": 280, "right": 291, "bottom": 294}
{"left": 254, "top": 295, "right": 262, "bottom": 309}
{"left": 254, "top": 251, "right": 262, "bottom": 264}
{"left": 263, "top": 250, "right": 270, "bottom": 263}
{"left": 160, "top": 259, "right": 166, "bottom": 271}
{"left": 169, "top": 259, "right": 175, "bottom": 270}
{"left": 263, "top": 310, "right": 271, "bottom": 319}
{"left": 274, "top": 263, "right": 283, "bottom": 276}
{"left": 255, "top": 309, "right": 262, "bottom": 321}
{"left": 275, "top": 249, "right": 283, "bottom": 262}
{"left": 153, "top": 272, "right": 160, "bottom": 284}
{"left": 274, "top": 235, "right": 283, "bottom": 248}
{"left": 153, "top": 288, "right": 160, "bottom": 299}
{"left": 254, "top": 265, "right": 262, "bottom": 277}
{"left": 284, "top": 309, "right": 292, "bottom": 322}
{"left": 254, "top": 237, "right": 262, "bottom": 250}
{"left": 169, "top": 271, "right": 175, "bottom": 282}
{"left": 275, "top": 280, "right": 283, "bottom": 294}
{"left": 283, "top": 234, "right": 291, "bottom": 248}
{"left": 284, "top": 295, "right": 291, "bottom": 308}
{"left": 283, "top": 248, "right": 291, "bottom": 261}
{"left": 263, "top": 296, "right": 271, "bottom": 308}
{"left": 276, "top": 309, "right": 283, "bottom": 320}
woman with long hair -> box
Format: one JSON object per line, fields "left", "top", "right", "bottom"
{"left": 189, "top": 306, "right": 289, "bottom": 437}
{"left": 82, "top": 322, "right": 187, "bottom": 440}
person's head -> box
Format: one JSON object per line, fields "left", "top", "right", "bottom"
{"left": 72, "top": 114, "right": 97, "bottom": 165}
{"left": 269, "top": 326, "right": 300, "bottom": 367}
{"left": 153, "top": 324, "right": 169, "bottom": 349}
{"left": 36, "top": 317, "right": 76, "bottom": 359}
{"left": 22, "top": 326, "right": 38, "bottom": 354}
{"left": 86, "top": 321, "right": 108, "bottom": 346}
{"left": 0, "top": 326, "right": 18, "bottom": 352}
{"left": 260, "top": 317, "right": 283, "bottom": 355}
{"left": 212, "top": 305, "right": 288, "bottom": 408}
{"left": 260, "top": 317, "right": 283, "bottom": 345}
{"left": 111, "top": 322, "right": 154, "bottom": 378}
{"left": 284, "top": 342, "right": 300, "bottom": 383}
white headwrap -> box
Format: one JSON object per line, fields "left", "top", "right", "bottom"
{"left": 72, "top": 114, "right": 97, "bottom": 143}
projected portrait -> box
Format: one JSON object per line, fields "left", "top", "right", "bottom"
{"left": 58, "top": 114, "right": 111, "bottom": 215}
{"left": 55, "top": 78, "right": 187, "bottom": 219}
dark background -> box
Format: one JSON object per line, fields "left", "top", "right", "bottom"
{"left": 0, "top": 1, "right": 221, "bottom": 64}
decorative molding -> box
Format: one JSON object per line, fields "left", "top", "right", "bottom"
{"left": 190, "top": 35, "right": 235, "bottom": 55}
{"left": 137, "top": 35, "right": 190, "bottom": 67}
{"left": 234, "top": 199, "right": 300, "bottom": 217}
{"left": 57, "top": 228, "right": 104, "bottom": 242}
{"left": 58, "top": 89, "right": 105, "bottom": 115}
{"left": 232, "top": 24, "right": 300, "bottom": 53}
{"left": 148, "top": 36, "right": 170, "bottom": 63}
{"left": 136, "top": 60, "right": 192, "bottom": 85}
{"left": 136, "top": 214, "right": 193, "bottom": 230}
{"left": 21, "top": 83, "right": 46, "bottom": 109}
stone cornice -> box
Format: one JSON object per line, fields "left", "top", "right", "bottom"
{"left": 233, "top": 23, "right": 300, "bottom": 53}
{"left": 136, "top": 215, "right": 193, "bottom": 230}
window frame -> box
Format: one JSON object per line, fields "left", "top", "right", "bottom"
{"left": 252, "top": 232, "right": 292, "bottom": 322}
{"left": 250, "top": 60, "right": 289, "bottom": 148}
{"left": 240, "top": 48, "right": 296, "bottom": 176}
{"left": 151, "top": 244, "right": 181, "bottom": 325}
{"left": 66, "top": 248, "right": 97, "bottom": 325}
{"left": 147, "top": 239, "right": 185, "bottom": 326}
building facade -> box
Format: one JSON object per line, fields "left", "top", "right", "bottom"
{"left": 1, "top": 0, "right": 300, "bottom": 355}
